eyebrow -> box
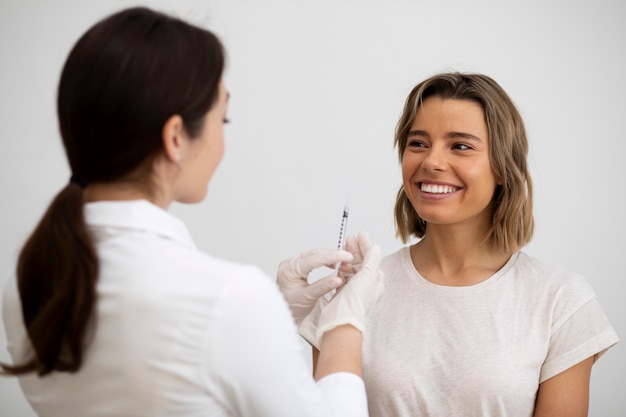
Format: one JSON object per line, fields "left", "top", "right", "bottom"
{"left": 408, "top": 129, "right": 483, "bottom": 142}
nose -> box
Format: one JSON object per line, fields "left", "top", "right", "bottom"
{"left": 421, "top": 146, "right": 447, "bottom": 172}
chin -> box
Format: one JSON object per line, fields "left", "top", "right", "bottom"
{"left": 179, "top": 191, "right": 208, "bottom": 205}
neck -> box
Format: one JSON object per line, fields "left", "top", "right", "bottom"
{"left": 410, "top": 223, "right": 511, "bottom": 286}
{"left": 83, "top": 181, "right": 171, "bottom": 210}
{"left": 82, "top": 156, "right": 175, "bottom": 209}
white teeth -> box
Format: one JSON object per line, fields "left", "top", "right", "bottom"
{"left": 421, "top": 183, "right": 457, "bottom": 194}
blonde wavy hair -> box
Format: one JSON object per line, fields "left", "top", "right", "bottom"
{"left": 394, "top": 72, "right": 533, "bottom": 253}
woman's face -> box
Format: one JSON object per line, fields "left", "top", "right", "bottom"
{"left": 401, "top": 96, "right": 499, "bottom": 230}
{"left": 174, "top": 80, "right": 229, "bottom": 204}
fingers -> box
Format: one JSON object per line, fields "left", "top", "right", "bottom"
{"left": 341, "top": 244, "right": 381, "bottom": 287}
{"left": 360, "top": 244, "right": 381, "bottom": 273}
{"left": 280, "top": 249, "right": 353, "bottom": 280}
{"left": 344, "top": 234, "right": 359, "bottom": 255}
{"left": 305, "top": 275, "right": 344, "bottom": 300}
{"left": 377, "top": 270, "right": 385, "bottom": 288}
{"left": 344, "top": 231, "right": 372, "bottom": 260}
{"left": 337, "top": 262, "right": 353, "bottom": 276}
{"left": 356, "top": 231, "right": 373, "bottom": 256}
{"left": 277, "top": 232, "right": 374, "bottom": 285}
{"left": 337, "top": 231, "right": 376, "bottom": 280}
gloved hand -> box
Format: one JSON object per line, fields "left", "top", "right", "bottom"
{"left": 336, "top": 231, "right": 371, "bottom": 281}
{"left": 316, "top": 232, "right": 384, "bottom": 343}
{"left": 277, "top": 249, "right": 353, "bottom": 325}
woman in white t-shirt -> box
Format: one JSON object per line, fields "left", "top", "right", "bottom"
{"left": 299, "top": 72, "right": 619, "bottom": 417}
{"left": 1, "top": 7, "right": 384, "bottom": 417}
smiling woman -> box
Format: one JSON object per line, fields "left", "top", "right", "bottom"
{"left": 402, "top": 97, "right": 498, "bottom": 235}
{"left": 394, "top": 73, "right": 533, "bottom": 254}
{"left": 299, "top": 72, "right": 620, "bottom": 417}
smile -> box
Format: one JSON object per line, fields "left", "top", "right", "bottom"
{"left": 420, "top": 183, "right": 459, "bottom": 194}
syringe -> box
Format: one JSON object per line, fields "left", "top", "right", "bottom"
{"left": 334, "top": 201, "right": 350, "bottom": 275}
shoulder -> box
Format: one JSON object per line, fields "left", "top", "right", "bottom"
{"left": 96, "top": 237, "right": 277, "bottom": 321}
{"left": 179, "top": 253, "right": 284, "bottom": 311}
{"left": 509, "top": 252, "right": 598, "bottom": 319}
{"left": 176, "top": 254, "right": 282, "bottom": 316}
{"left": 215, "top": 258, "right": 282, "bottom": 304}
{"left": 194, "top": 253, "right": 271, "bottom": 283}
{"left": 131, "top": 242, "right": 274, "bottom": 293}
{"left": 380, "top": 246, "right": 411, "bottom": 274}
{"left": 512, "top": 252, "right": 594, "bottom": 296}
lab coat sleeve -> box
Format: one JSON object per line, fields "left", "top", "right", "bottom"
{"left": 208, "top": 267, "right": 368, "bottom": 417}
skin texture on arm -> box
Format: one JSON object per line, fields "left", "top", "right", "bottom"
{"left": 312, "top": 346, "right": 320, "bottom": 373}
{"left": 533, "top": 356, "right": 594, "bottom": 417}
{"left": 313, "top": 325, "right": 362, "bottom": 380}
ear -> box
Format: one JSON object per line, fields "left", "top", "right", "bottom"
{"left": 161, "top": 115, "right": 185, "bottom": 163}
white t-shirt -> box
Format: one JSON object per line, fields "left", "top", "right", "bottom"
{"left": 300, "top": 246, "right": 619, "bottom": 417}
{"left": 3, "top": 200, "right": 367, "bottom": 417}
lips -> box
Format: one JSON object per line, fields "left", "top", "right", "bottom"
{"left": 419, "top": 182, "right": 459, "bottom": 194}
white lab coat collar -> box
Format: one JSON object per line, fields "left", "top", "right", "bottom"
{"left": 84, "top": 199, "right": 196, "bottom": 250}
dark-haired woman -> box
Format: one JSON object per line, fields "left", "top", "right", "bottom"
{"left": 1, "top": 7, "right": 383, "bottom": 417}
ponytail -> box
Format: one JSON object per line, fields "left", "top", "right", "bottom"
{"left": 2, "top": 5, "right": 226, "bottom": 377}
{"left": 1, "top": 181, "right": 98, "bottom": 376}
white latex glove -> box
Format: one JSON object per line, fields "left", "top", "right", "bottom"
{"left": 336, "top": 231, "right": 373, "bottom": 282}
{"left": 277, "top": 249, "right": 353, "bottom": 325}
{"left": 316, "top": 236, "right": 384, "bottom": 343}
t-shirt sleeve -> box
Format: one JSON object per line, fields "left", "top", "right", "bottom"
{"left": 208, "top": 267, "right": 368, "bottom": 417}
{"left": 540, "top": 277, "right": 619, "bottom": 383}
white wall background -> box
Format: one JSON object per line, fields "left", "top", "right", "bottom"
{"left": 1, "top": 0, "right": 624, "bottom": 415}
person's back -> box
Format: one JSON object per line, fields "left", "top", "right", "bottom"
{"left": 1, "top": 7, "right": 384, "bottom": 417}
{"left": 4, "top": 200, "right": 298, "bottom": 415}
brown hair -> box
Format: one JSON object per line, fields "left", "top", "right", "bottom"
{"left": 394, "top": 72, "right": 533, "bottom": 252}
{"left": 2, "top": 7, "right": 225, "bottom": 376}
